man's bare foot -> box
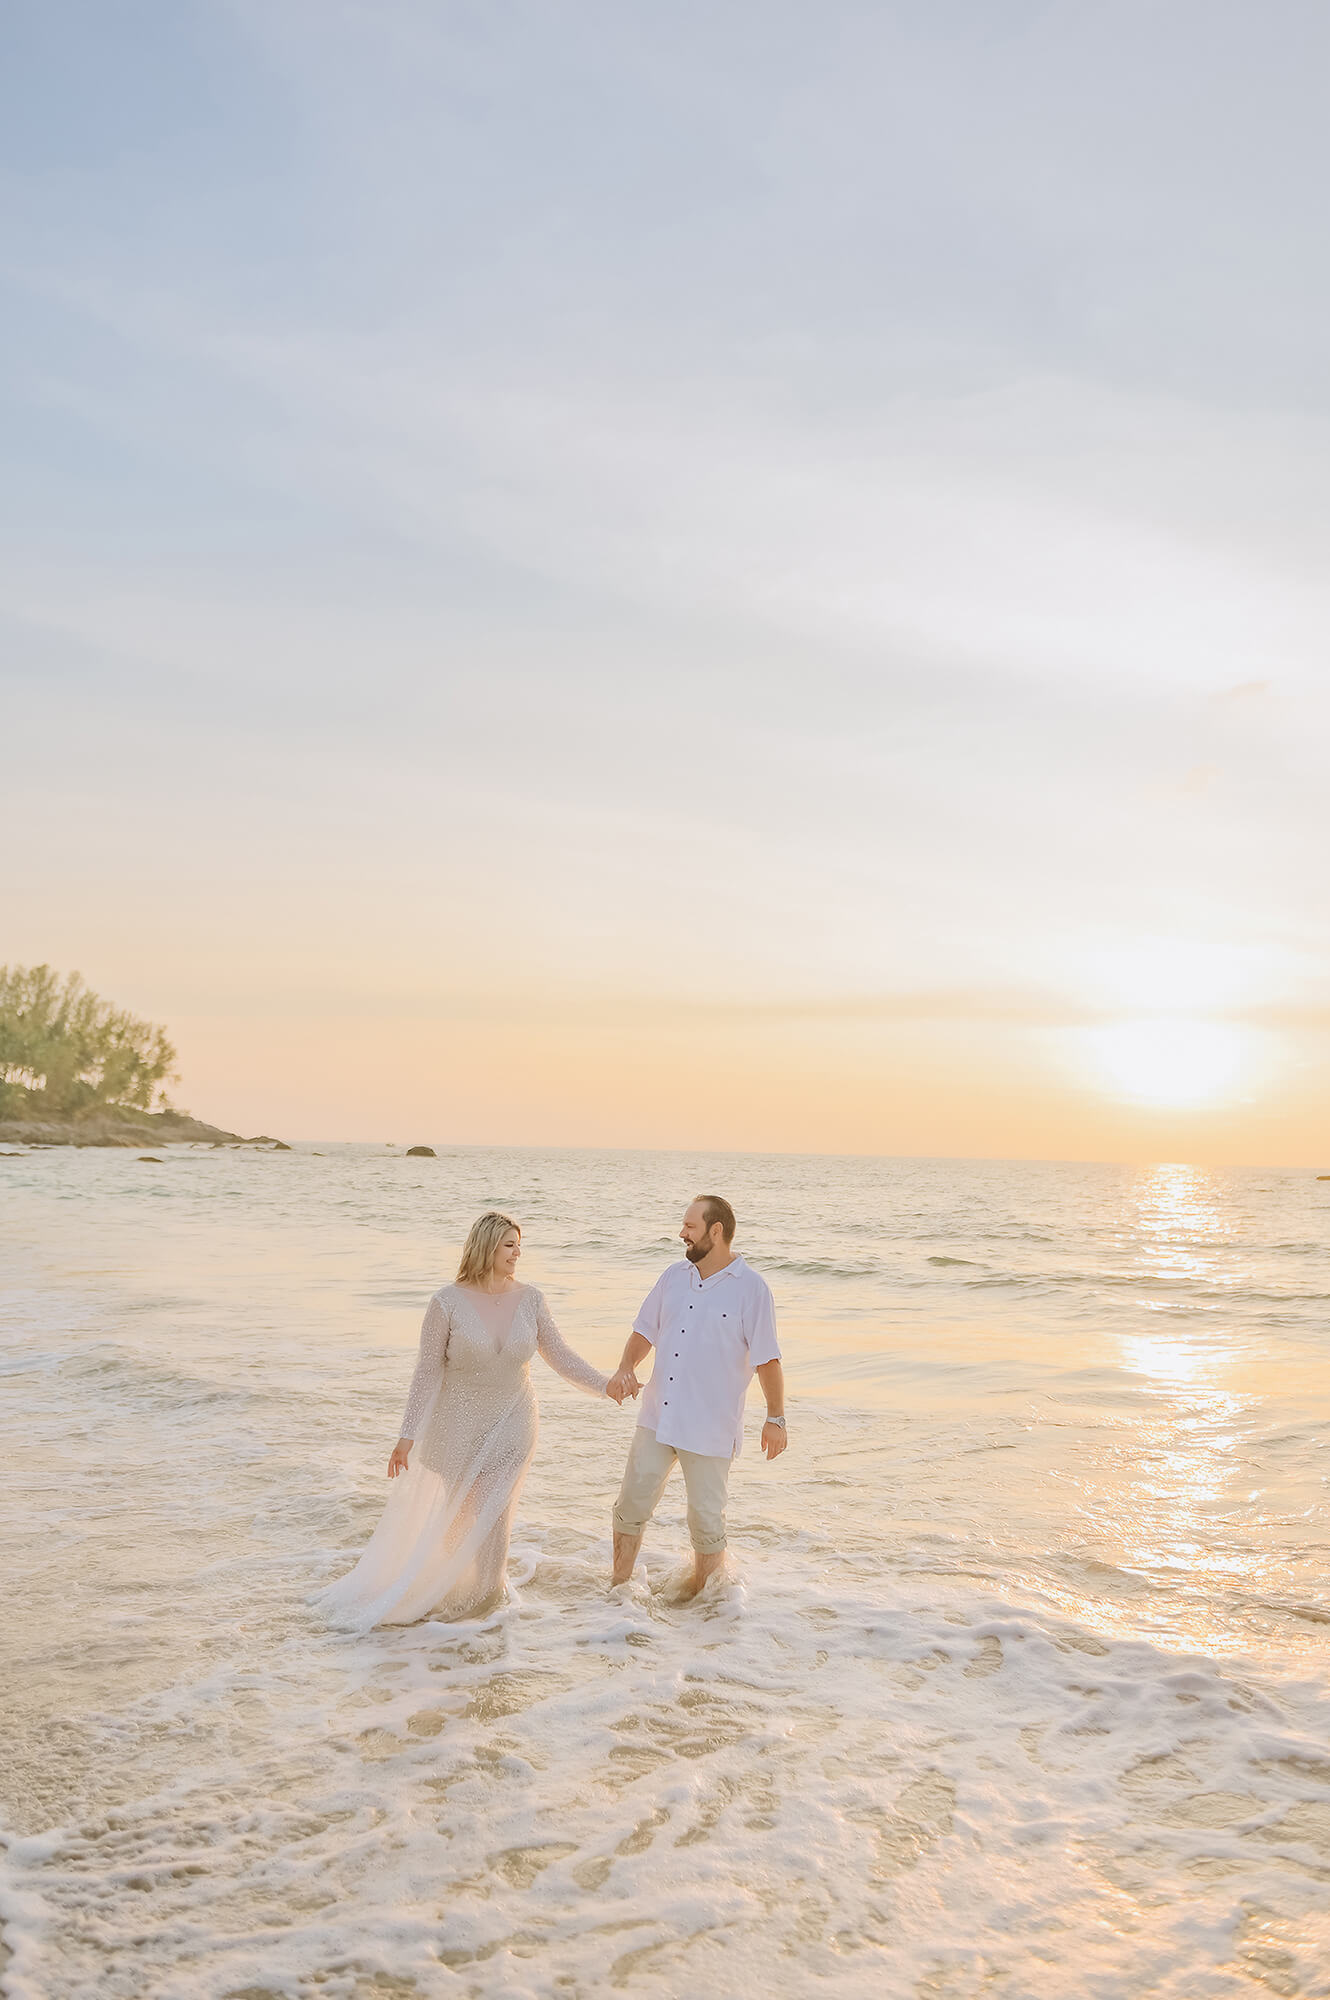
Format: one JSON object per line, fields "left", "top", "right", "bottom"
{"left": 611, "top": 1530, "right": 643, "bottom": 1586}
{"left": 676, "top": 1550, "right": 725, "bottom": 1602}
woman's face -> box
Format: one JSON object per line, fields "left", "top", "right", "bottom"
{"left": 492, "top": 1229, "right": 521, "bottom": 1281}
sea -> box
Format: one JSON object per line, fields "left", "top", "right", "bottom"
{"left": 2, "top": 1144, "right": 1329, "bottom": 1999}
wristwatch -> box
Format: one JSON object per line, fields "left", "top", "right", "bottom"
{"left": 765, "top": 1414, "right": 786, "bottom": 1429}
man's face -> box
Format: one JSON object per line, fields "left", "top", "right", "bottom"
{"left": 680, "top": 1203, "right": 717, "bottom": 1264}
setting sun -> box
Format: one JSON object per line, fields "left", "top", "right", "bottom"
{"left": 1079, "top": 1019, "right": 1255, "bottom": 1109}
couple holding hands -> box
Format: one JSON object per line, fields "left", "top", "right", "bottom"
{"left": 319, "top": 1195, "right": 787, "bottom": 1627}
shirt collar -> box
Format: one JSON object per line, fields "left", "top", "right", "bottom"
{"left": 688, "top": 1253, "right": 747, "bottom": 1291}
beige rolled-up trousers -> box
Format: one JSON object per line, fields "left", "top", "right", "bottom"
{"left": 612, "top": 1425, "right": 731, "bottom": 1554}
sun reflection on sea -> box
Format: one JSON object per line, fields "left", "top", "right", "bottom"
{"left": 1130, "top": 1160, "right": 1233, "bottom": 1251}
{"left": 1087, "top": 1163, "right": 1264, "bottom": 1650}
{"left": 1119, "top": 1329, "right": 1212, "bottom": 1387}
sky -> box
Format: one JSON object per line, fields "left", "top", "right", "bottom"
{"left": 4, "top": 0, "right": 1329, "bottom": 1160}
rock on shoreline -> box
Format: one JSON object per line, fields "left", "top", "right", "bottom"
{"left": 0, "top": 1109, "right": 292, "bottom": 1149}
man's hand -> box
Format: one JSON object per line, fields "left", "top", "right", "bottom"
{"left": 761, "top": 1421, "right": 787, "bottom": 1461}
{"left": 607, "top": 1369, "right": 640, "bottom": 1405}
{"left": 388, "top": 1438, "right": 412, "bottom": 1478}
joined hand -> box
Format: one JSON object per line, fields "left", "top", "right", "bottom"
{"left": 607, "top": 1369, "right": 641, "bottom": 1405}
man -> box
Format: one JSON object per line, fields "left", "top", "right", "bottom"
{"left": 607, "top": 1194, "right": 786, "bottom": 1599}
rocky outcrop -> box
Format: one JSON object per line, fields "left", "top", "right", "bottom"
{"left": 0, "top": 1109, "right": 291, "bottom": 1149}
{"left": 406, "top": 1145, "right": 437, "bottom": 1157}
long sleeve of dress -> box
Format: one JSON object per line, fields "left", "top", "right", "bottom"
{"left": 533, "top": 1291, "right": 610, "bottom": 1397}
{"left": 400, "top": 1294, "right": 451, "bottom": 1438}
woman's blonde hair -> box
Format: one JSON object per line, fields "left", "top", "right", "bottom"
{"left": 456, "top": 1211, "right": 520, "bottom": 1286}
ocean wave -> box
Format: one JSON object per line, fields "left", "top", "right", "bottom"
{"left": 61, "top": 1344, "right": 262, "bottom": 1414}
{"left": 759, "top": 1256, "right": 882, "bottom": 1279}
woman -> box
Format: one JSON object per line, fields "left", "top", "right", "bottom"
{"left": 318, "top": 1212, "right": 615, "bottom": 1627}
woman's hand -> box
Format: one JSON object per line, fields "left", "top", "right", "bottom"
{"left": 607, "top": 1369, "right": 640, "bottom": 1405}
{"left": 387, "top": 1438, "right": 412, "bottom": 1478}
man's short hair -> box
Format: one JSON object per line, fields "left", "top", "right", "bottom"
{"left": 696, "top": 1194, "right": 736, "bottom": 1243}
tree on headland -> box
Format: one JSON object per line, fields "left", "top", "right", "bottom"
{"left": 0, "top": 965, "right": 177, "bottom": 1118}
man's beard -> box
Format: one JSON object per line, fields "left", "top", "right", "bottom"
{"left": 684, "top": 1238, "right": 709, "bottom": 1264}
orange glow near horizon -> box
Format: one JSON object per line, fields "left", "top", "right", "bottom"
{"left": 151, "top": 998, "right": 1330, "bottom": 1167}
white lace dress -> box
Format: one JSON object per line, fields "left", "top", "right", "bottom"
{"left": 318, "top": 1283, "right": 609, "bottom": 1628}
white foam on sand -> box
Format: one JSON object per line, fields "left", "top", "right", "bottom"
{"left": 4, "top": 1529, "right": 1330, "bottom": 2000}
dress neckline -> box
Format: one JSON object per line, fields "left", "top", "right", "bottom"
{"left": 457, "top": 1283, "right": 530, "bottom": 1353}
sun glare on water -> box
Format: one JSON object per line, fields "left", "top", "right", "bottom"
{"left": 1082, "top": 1019, "right": 1251, "bottom": 1109}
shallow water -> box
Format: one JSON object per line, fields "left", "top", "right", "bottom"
{"left": 2, "top": 1145, "right": 1329, "bottom": 1997}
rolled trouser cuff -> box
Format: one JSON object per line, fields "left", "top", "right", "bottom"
{"left": 685, "top": 1520, "right": 727, "bottom": 1555}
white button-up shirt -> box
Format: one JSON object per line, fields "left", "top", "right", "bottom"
{"left": 633, "top": 1254, "right": 781, "bottom": 1459}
